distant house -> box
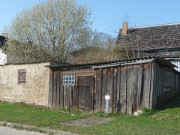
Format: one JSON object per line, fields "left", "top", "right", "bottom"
{"left": 116, "top": 22, "right": 180, "bottom": 71}
{"left": 0, "top": 33, "right": 7, "bottom": 65}
{"left": 71, "top": 46, "right": 101, "bottom": 64}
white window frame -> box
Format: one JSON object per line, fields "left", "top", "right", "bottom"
{"left": 62, "top": 74, "right": 75, "bottom": 85}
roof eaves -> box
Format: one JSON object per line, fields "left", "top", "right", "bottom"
{"left": 127, "top": 22, "right": 180, "bottom": 29}
{"left": 155, "top": 57, "right": 177, "bottom": 68}
{"left": 49, "top": 57, "right": 156, "bottom": 70}
{"left": 92, "top": 58, "right": 155, "bottom": 69}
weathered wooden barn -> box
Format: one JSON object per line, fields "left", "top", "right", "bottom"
{"left": 48, "top": 57, "right": 180, "bottom": 114}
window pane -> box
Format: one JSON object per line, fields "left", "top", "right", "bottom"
{"left": 63, "top": 74, "right": 75, "bottom": 85}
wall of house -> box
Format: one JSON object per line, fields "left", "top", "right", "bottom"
{"left": 0, "top": 62, "right": 50, "bottom": 106}
{"left": 152, "top": 63, "right": 180, "bottom": 108}
{"left": 70, "top": 55, "right": 88, "bottom": 64}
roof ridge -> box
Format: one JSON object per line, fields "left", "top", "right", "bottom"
{"left": 127, "top": 22, "right": 180, "bottom": 29}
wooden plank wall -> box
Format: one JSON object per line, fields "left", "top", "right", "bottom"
{"left": 154, "top": 63, "right": 180, "bottom": 108}
{"left": 48, "top": 70, "right": 94, "bottom": 111}
{"left": 48, "top": 61, "right": 180, "bottom": 114}
{"left": 95, "top": 63, "right": 155, "bottom": 114}
{"left": 48, "top": 70, "right": 76, "bottom": 109}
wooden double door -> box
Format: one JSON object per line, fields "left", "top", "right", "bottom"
{"left": 78, "top": 76, "right": 95, "bottom": 111}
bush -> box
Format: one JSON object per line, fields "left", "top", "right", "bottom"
{"left": 141, "top": 107, "right": 155, "bottom": 116}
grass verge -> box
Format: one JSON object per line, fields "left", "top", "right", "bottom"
{"left": 0, "top": 94, "right": 179, "bottom": 135}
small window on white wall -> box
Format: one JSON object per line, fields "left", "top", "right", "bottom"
{"left": 63, "top": 74, "right": 75, "bottom": 85}
{"left": 18, "top": 69, "right": 26, "bottom": 84}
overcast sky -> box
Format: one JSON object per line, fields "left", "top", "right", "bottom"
{"left": 1, "top": 0, "right": 180, "bottom": 37}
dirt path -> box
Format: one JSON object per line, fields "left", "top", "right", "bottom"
{"left": 63, "top": 116, "right": 114, "bottom": 127}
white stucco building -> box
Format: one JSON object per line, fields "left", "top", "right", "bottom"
{"left": 0, "top": 49, "right": 7, "bottom": 65}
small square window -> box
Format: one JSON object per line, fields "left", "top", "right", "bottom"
{"left": 18, "top": 69, "right": 26, "bottom": 84}
{"left": 62, "top": 74, "right": 75, "bottom": 85}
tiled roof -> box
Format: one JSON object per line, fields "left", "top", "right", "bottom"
{"left": 116, "top": 23, "right": 180, "bottom": 51}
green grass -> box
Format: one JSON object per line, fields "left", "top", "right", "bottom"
{"left": 0, "top": 94, "right": 180, "bottom": 135}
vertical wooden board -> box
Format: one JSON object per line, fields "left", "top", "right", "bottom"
{"left": 131, "top": 66, "right": 137, "bottom": 113}
{"left": 86, "top": 77, "right": 91, "bottom": 111}
{"left": 92, "top": 76, "right": 95, "bottom": 111}
{"left": 130, "top": 64, "right": 143, "bottom": 112}
{"left": 82, "top": 77, "right": 87, "bottom": 109}
{"left": 142, "top": 63, "right": 152, "bottom": 109}
{"left": 60, "top": 85, "right": 64, "bottom": 108}
{"left": 117, "top": 67, "right": 121, "bottom": 102}
{"left": 89, "top": 76, "right": 94, "bottom": 111}
{"left": 78, "top": 77, "right": 84, "bottom": 110}
{"left": 56, "top": 71, "right": 60, "bottom": 108}
{"left": 94, "top": 70, "right": 98, "bottom": 111}
{"left": 160, "top": 68, "right": 164, "bottom": 96}
{"left": 175, "top": 73, "right": 177, "bottom": 93}
{"left": 63, "top": 86, "right": 67, "bottom": 108}
{"left": 48, "top": 69, "right": 54, "bottom": 108}
{"left": 177, "top": 74, "right": 180, "bottom": 93}
{"left": 107, "top": 67, "right": 114, "bottom": 113}
{"left": 178, "top": 74, "right": 180, "bottom": 93}
{"left": 120, "top": 66, "right": 127, "bottom": 113}
{"left": 94, "top": 69, "right": 102, "bottom": 112}
{"left": 69, "top": 86, "right": 73, "bottom": 109}
{"left": 78, "top": 86, "right": 82, "bottom": 109}
{"left": 116, "top": 67, "right": 121, "bottom": 114}
{"left": 176, "top": 73, "right": 179, "bottom": 94}
{"left": 160, "top": 68, "right": 164, "bottom": 95}
{"left": 155, "top": 63, "right": 161, "bottom": 108}
{"left": 156, "top": 65, "right": 160, "bottom": 99}
{"left": 53, "top": 71, "right": 57, "bottom": 109}
{"left": 64, "top": 86, "right": 69, "bottom": 109}
{"left": 151, "top": 63, "right": 157, "bottom": 109}
{"left": 155, "top": 63, "right": 160, "bottom": 108}
{"left": 73, "top": 85, "right": 79, "bottom": 110}
{"left": 126, "top": 65, "right": 134, "bottom": 114}
{"left": 113, "top": 67, "right": 118, "bottom": 113}
{"left": 101, "top": 68, "right": 108, "bottom": 113}
{"left": 136, "top": 64, "right": 143, "bottom": 110}
{"left": 149, "top": 63, "right": 155, "bottom": 109}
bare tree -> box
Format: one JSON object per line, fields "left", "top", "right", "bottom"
{"left": 5, "top": 0, "right": 91, "bottom": 63}
{"left": 110, "top": 11, "right": 143, "bottom": 59}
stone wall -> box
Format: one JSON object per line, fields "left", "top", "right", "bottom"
{"left": 0, "top": 62, "right": 50, "bottom": 106}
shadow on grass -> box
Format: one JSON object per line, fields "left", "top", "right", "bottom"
{"left": 157, "top": 93, "right": 180, "bottom": 111}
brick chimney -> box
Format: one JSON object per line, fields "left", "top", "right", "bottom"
{"left": 122, "top": 22, "right": 128, "bottom": 36}
{"left": 1, "top": 33, "right": 8, "bottom": 38}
